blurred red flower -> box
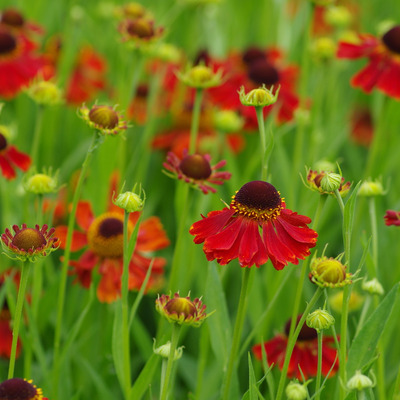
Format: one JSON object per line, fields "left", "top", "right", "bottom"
{"left": 384, "top": 210, "right": 400, "bottom": 227}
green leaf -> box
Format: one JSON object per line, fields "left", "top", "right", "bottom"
{"left": 346, "top": 282, "right": 400, "bottom": 377}
{"left": 343, "top": 181, "right": 361, "bottom": 249}
{"left": 112, "top": 302, "right": 127, "bottom": 392}
{"left": 130, "top": 353, "right": 160, "bottom": 400}
{"left": 205, "top": 262, "right": 232, "bottom": 365}
{"left": 241, "top": 353, "right": 267, "bottom": 400}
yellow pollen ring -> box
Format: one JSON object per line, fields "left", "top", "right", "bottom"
{"left": 230, "top": 198, "right": 282, "bottom": 221}
{"left": 87, "top": 212, "right": 133, "bottom": 258}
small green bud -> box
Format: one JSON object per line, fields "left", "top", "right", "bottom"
{"left": 23, "top": 169, "right": 60, "bottom": 194}
{"left": 313, "top": 159, "right": 336, "bottom": 173}
{"left": 285, "top": 380, "right": 308, "bottom": 400}
{"left": 310, "top": 37, "right": 337, "bottom": 61}
{"left": 358, "top": 179, "right": 385, "bottom": 196}
{"left": 306, "top": 308, "right": 335, "bottom": 332}
{"left": 177, "top": 65, "right": 223, "bottom": 89}
{"left": 325, "top": 6, "right": 352, "bottom": 28}
{"left": 213, "top": 109, "right": 244, "bottom": 133}
{"left": 114, "top": 184, "right": 145, "bottom": 213}
{"left": 347, "top": 370, "right": 375, "bottom": 391}
{"left": 26, "top": 80, "right": 62, "bottom": 105}
{"left": 153, "top": 340, "right": 184, "bottom": 360}
{"left": 362, "top": 278, "right": 384, "bottom": 296}
{"left": 239, "top": 85, "right": 280, "bottom": 107}
{"left": 320, "top": 172, "right": 342, "bottom": 192}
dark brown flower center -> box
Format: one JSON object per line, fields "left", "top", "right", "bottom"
{"left": 0, "top": 378, "right": 38, "bottom": 399}
{"left": 382, "top": 25, "right": 400, "bottom": 54}
{"left": 242, "top": 46, "right": 267, "bottom": 66}
{"left": 11, "top": 228, "right": 46, "bottom": 251}
{"left": 0, "top": 30, "right": 17, "bottom": 55}
{"left": 136, "top": 83, "right": 149, "bottom": 98}
{"left": 0, "top": 133, "right": 7, "bottom": 151}
{"left": 88, "top": 106, "right": 119, "bottom": 129}
{"left": 99, "top": 218, "right": 124, "bottom": 238}
{"left": 127, "top": 18, "right": 154, "bottom": 38}
{"left": 179, "top": 154, "right": 212, "bottom": 180}
{"left": 235, "top": 181, "right": 281, "bottom": 210}
{"left": 248, "top": 60, "right": 280, "bottom": 86}
{"left": 1, "top": 8, "right": 25, "bottom": 28}
{"left": 165, "top": 297, "right": 197, "bottom": 318}
{"left": 284, "top": 315, "right": 317, "bottom": 341}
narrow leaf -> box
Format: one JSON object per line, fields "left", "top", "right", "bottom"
{"left": 130, "top": 353, "right": 160, "bottom": 400}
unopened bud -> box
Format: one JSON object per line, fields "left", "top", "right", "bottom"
{"left": 238, "top": 85, "right": 280, "bottom": 107}
{"left": 114, "top": 184, "right": 145, "bottom": 213}
{"left": 320, "top": 172, "right": 342, "bottom": 192}
{"left": 306, "top": 308, "right": 335, "bottom": 332}
{"left": 362, "top": 278, "right": 384, "bottom": 296}
{"left": 153, "top": 340, "right": 183, "bottom": 360}
{"left": 347, "top": 370, "right": 375, "bottom": 391}
{"left": 285, "top": 380, "right": 308, "bottom": 400}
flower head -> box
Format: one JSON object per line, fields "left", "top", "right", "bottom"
{"left": 1, "top": 224, "right": 59, "bottom": 262}
{"left": 0, "top": 127, "right": 31, "bottom": 180}
{"left": 177, "top": 64, "right": 223, "bottom": 89}
{"left": 306, "top": 308, "right": 335, "bottom": 332}
{"left": 118, "top": 17, "right": 163, "bottom": 46}
{"left": 163, "top": 151, "right": 231, "bottom": 194}
{"left": 384, "top": 210, "right": 400, "bottom": 226}
{"left": 238, "top": 84, "right": 280, "bottom": 107}
{"left": 306, "top": 169, "right": 351, "bottom": 196}
{"left": 23, "top": 168, "right": 60, "bottom": 194}
{"left": 79, "top": 104, "right": 127, "bottom": 135}
{"left": 310, "top": 255, "right": 352, "bottom": 288}
{"left": 113, "top": 184, "right": 145, "bottom": 213}
{"left": 0, "top": 378, "right": 43, "bottom": 399}
{"left": 358, "top": 178, "right": 385, "bottom": 196}
{"left": 190, "top": 180, "right": 318, "bottom": 270}
{"left": 54, "top": 175, "right": 170, "bottom": 302}
{"left": 253, "top": 315, "right": 339, "bottom": 379}
{"left": 155, "top": 292, "right": 210, "bottom": 327}
{"left": 25, "top": 79, "right": 62, "bottom": 105}
{"left": 337, "top": 24, "right": 400, "bottom": 99}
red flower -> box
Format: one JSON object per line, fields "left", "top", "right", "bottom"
{"left": 55, "top": 194, "right": 170, "bottom": 303}
{"left": 337, "top": 25, "right": 400, "bottom": 99}
{"left": 189, "top": 181, "right": 317, "bottom": 270}
{"left": 65, "top": 45, "right": 108, "bottom": 105}
{"left": 350, "top": 107, "right": 374, "bottom": 146}
{"left": 253, "top": 315, "right": 339, "bottom": 380}
{"left": 0, "top": 24, "right": 43, "bottom": 99}
{"left": 384, "top": 210, "right": 400, "bottom": 227}
{"left": 163, "top": 151, "right": 231, "bottom": 194}
{"left": 0, "top": 131, "right": 31, "bottom": 180}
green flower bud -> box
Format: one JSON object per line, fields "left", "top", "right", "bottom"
{"left": 325, "top": 6, "right": 352, "bottom": 28}
{"left": 153, "top": 340, "right": 184, "bottom": 360}
{"left": 320, "top": 172, "right": 342, "bottom": 192}
{"left": 213, "top": 109, "right": 244, "bottom": 133}
{"left": 26, "top": 80, "right": 62, "bottom": 105}
{"left": 23, "top": 169, "right": 60, "bottom": 195}
{"left": 238, "top": 85, "right": 280, "bottom": 107}
{"left": 362, "top": 278, "right": 384, "bottom": 296}
{"left": 306, "top": 308, "right": 335, "bottom": 332}
{"left": 347, "top": 370, "right": 375, "bottom": 391}
{"left": 358, "top": 179, "right": 385, "bottom": 196}
{"left": 114, "top": 184, "right": 145, "bottom": 213}
{"left": 285, "top": 380, "right": 308, "bottom": 400}
{"left": 177, "top": 65, "right": 223, "bottom": 89}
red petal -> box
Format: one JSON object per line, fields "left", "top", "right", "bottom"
{"left": 377, "top": 58, "right": 400, "bottom": 100}
{"left": 54, "top": 226, "right": 88, "bottom": 251}
{"left": 97, "top": 259, "right": 121, "bottom": 303}
{"left": 0, "top": 154, "right": 16, "bottom": 179}
{"left": 75, "top": 201, "right": 95, "bottom": 231}
{"left": 351, "top": 58, "right": 383, "bottom": 93}
{"left": 137, "top": 216, "right": 170, "bottom": 251}
{"left": 7, "top": 146, "right": 31, "bottom": 171}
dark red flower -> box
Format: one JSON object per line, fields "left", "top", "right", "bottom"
{"left": 384, "top": 210, "right": 400, "bottom": 227}
{"left": 0, "top": 131, "right": 31, "bottom": 180}
{"left": 350, "top": 107, "right": 374, "bottom": 146}
{"left": 0, "top": 378, "right": 44, "bottom": 399}
{"left": 252, "top": 315, "right": 339, "bottom": 380}
{"left": 0, "top": 24, "right": 43, "bottom": 99}
{"left": 189, "top": 181, "right": 317, "bottom": 269}
{"left": 337, "top": 25, "right": 400, "bottom": 99}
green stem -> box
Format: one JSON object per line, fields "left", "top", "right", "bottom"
{"left": 255, "top": 106, "right": 272, "bottom": 181}
{"left": 315, "top": 331, "right": 323, "bottom": 400}
{"left": 52, "top": 132, "right": 101, "bottom": 395}
{"left": 221, "top": 267, "right": 252, "bottom": 400}
{"left": 189, "top": 88, "right": 204, "bottom": 154}
{"left": 368, "top": 197, "right": 378, "bottom": 277}
{"left": 8, "top": 262, "right": 29, "bottom": 379}
{"left": 160, "top": 324, "right": 181, "bottom": 400}
{"left": 31, "top": 105, "right": 44, "bottom": 167}
{"left": 121, "top": 210, "right": 131, "bottom": 400}
{"left": 275, "top": 287, "right": 323, "bottom": 400}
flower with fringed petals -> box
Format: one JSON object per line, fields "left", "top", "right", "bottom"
{"left": 384, "top": 210, "right": 400, "bottom": 226}
{"left": 54, "top": 187, "right": 170, "bottom": 303}
{"left": 0, "top": 127, "right": 31, "bottom": 180}
{"left": 163, "top": 151, "right": 231, "bottom": 194}
{"left": 1, "top": 224, "right": 59, "bottom": 262}
{"left": 155, "top": 292, "right": 211, "bottom": 327}
{"left": 337, "top": 24, "right": 400, "bottom": 99}
{"left": 252, "top": 315, "right": 339, "bottom": 380}
{"left": 189, "top": 181, "right": 318, "bottom": 270}
{"left": 0, "top": 377, "right": 47, "bottom": 400}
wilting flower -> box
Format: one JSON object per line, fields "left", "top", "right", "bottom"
{"left": 1, "top": 224, "right": 59, "bottom": 262}
{"left": 79, "top": 104, "right": 128, "bottom": 136}
{"left": 0, "top": 127, "right": 31, "bottom": 180}
{"left": 337, "top": 24, "right": 400, "bottom": 99}
{"left": 55, "top": 195, "right": 170, "bottom": 303}
{"left": 0, "top": 24, "right": 43, "bottom": 99}
{"left": 306, "top": 169, "right": 351, "bottom": 196}
{"left": 0, "top": 378, "right": 46, "bottom": 400}
{"left": 384, "top": 210, "right": 400, "bottom": 226}
{"left": 252, "top": 315, "right": 339, "bottom": 380}
{"left": 190, "top": 181, "right": 318, "bottom": 270}
{"left": 163, "top": 151, "right": 231, "bottom": 194}
{"left": 156, "top": 292, "right": 210, "bottom": 327}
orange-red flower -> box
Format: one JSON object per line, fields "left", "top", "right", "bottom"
{"left": 384, "top": 210, "right": 400, "bottom": 227}
{"left": 0, "top": 24, "right": 43, "bottom": 99}
{"left": 337, "top": 25, "right": 400, "bottom": 99}
{"left": 190, "top": 181, "right": 317, "bottom": 270}
{"left": 253, "top": 315, "right": 339, "bottom": 380}
{"left": 0, "top": 130, "right": 31, "bottom": 180}
{"left": 55, "top": 197, "right": 170, "bottom": 303}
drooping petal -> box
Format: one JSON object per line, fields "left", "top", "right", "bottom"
{"left": 377, "top": 58, "right": 400, "bottom": 100}
{"left": 351, "top": 58, "right": 383, "bottom": 93}
{"left": 137, "top": 216, "right": 170, "bottom": 251}
{"left": 0, "top": 154, "right": 16, "bottom": 179}
{"left": 6, "top": 146, "right": 31, "bottom": 171}
{"left": 54, "top": 226, "right": 88, "bottom": 251}
{"left": 75, "top": 200, "right": 95, "bottom": 231}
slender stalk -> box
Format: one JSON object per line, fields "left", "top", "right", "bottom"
{"left": 8, "top": 261, "right": 29, "bottom": 379}
{"left": 368, "top": 197, "right": 378, "bottom": 278}
{"left": 52, "top": 133, "right": 101, "bottom": 395}
{"left": 255, "top": 106, "right": 272, "bottom": 181}
{"left": 315, "top": 331, "right": 323, "bottom": 400}
{"left": 189, "top": 88, "right": 204, "bottom": 154}
{"left": 121, "top": 210, "right": 131, "bottom": 400}
{"left": 221, "top": 267, "right": 253, "bottom": 400}
{"left": 275, "top": 287, "right": 323, "bottom": 400}
{"left": 30, "top": 104, "right": 44, "bottom": 167}
{"left": 160, "top": 323, "right": 181, "bottom": 400}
